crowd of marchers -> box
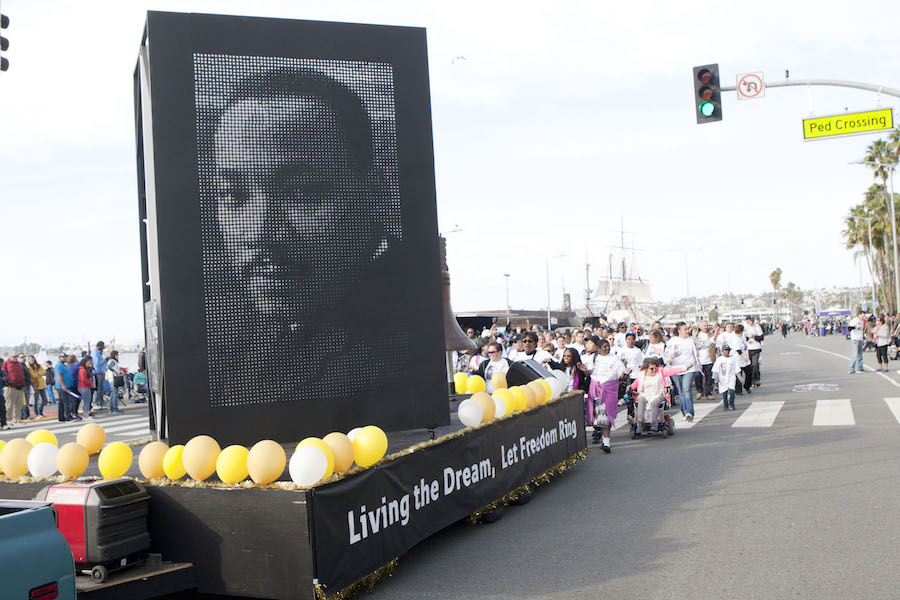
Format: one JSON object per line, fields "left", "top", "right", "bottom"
{"left": 453, "top": 318, "right": 769, "bottom": 453}
{"left": 0, "top": 342, "right": 148, "bottom": 430}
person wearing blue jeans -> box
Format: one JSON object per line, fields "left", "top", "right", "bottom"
{"left": 847, "top": 311, "right": 866, "bottom": 373}
{"left": 665, "top": 321, "right": 701, "bottom": 421}
{"left": 672, "top": 371, "right": 696, "bottom": 419}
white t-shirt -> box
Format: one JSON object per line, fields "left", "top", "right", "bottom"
{"left": 567, "top": 342, "right": 585, "bottom": 355}
{"left": 713, "top": 355, "right": 739, "bottom": 390}
{"left": 696, "top": 331, "right": 714, "bottom": 365}
{"left": 618, "top": 346, "right": 644, "bottom": 379}
{"left": 744, "top": 322, "right": 763, "bottom": 350}
{"left": 645, "top": 341, "right": 666, "bottom": 362}
{"left": 613, "top": 332, "right": 627, "bottom": 350}
{"left": 482, "top": 358, "right": 510, "bottom": 393}
{"left": 580, "top": 351, "right": 598, "bottom": 372}
{"left": 515, "top": 349, "right": 554, "bottom": 364}
{"left": 849, "top": 317, "right": 865, "bottom": 341}
{"left": 591, "top": 353, "right": 626, "bottom": 384}
{"left": 665, "top": 337, "right": 699, "bottom": 372}
{"left": 636, "top": 370, "right": 665, "bottom": 399}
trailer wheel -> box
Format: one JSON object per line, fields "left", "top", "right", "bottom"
{"left": 91, "top": 565, "right": 108, "bottom": 583}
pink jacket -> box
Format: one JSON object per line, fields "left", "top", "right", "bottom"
{"left": 631, "top": 366, "right": 685, "bottom": 400}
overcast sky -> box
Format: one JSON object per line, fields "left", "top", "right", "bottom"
{"left": 1, "top": 0, "right": 899, "bottom": 345}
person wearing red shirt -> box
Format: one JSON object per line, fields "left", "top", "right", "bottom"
{"left": 76, "top": 357, "right": 95, "bottom": 420}
{"left": 3, "top": 352, "right": 26, "bottom": 426}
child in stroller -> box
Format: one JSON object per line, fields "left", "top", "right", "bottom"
{"left": 629, "top": 358, "right": 684, "bottom": 438}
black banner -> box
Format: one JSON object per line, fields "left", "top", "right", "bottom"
{"left": 307, "top": 393, "right": 587, "bottom": 593}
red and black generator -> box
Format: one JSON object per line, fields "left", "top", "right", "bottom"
{"left": 35, "top": 478, "right": 151, "bottom": 582}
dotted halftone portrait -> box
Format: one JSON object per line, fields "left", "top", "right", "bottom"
{"left": 194, "top": 54, "right": 408, "bottom": 408}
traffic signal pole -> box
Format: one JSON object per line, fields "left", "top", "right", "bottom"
{"left": 721, "top": 78, "right": 900, "bottom": 99}
{"left": 720, "top": 74, "right": 900, "bottom": 312}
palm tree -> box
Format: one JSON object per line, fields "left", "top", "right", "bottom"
{"left": 863, "top": 139, "right": 900, "bottom": 311}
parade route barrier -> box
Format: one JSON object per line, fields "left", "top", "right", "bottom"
{"left": 0, "top": 392, "right": 587, "bottom": 599}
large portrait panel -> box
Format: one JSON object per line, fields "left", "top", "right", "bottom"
{"left": 136, "top": 12, "right": 447, "bottom": 444}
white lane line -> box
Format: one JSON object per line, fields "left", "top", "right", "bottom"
{"left": 114, "top": 426, "right": 151, "bottom": 436}
{"left": 813, "top": 399, "right": 855, "bottom": 426}
{"left": 884, "top": 398, "right": 900, "bottom": 424}
{"left": 1, "top": 416, "right": 145, "bottom": 436}
{"left": 732, "top": 401, "right": 785, "bottom": 428}
{"left": 796, "top": 344, "right": 900, "bottom": 389}
{"left": 99, "top": 420, "right": 151, "bottom": 433}
{"left": 671, "top": 402, "right": 718, "bottom": 429}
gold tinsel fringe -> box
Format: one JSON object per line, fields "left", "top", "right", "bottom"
{"left": 314, "top": 558, "right": 399, "bottom": 600}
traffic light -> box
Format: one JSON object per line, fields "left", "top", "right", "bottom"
{"left": 0, "top": 13, "right": 9, "bottom": 72}
{"left": 692, "top": 64, "right": 721, "bottom": 123}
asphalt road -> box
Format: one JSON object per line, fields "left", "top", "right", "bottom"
{"left": 369, "top": 333, "right": 900, "bottom": 600}
{"left": 0, "top": 397, "right": 152, "bottom": 446}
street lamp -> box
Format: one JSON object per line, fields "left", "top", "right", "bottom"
{"left": 546, "top": 253, "right": 566, "bottom": 329}
{"left": 852, "top": 160, "right": 899, "bottom": 312}
{"left": 503, "top": 273, "right": 511, "bottom": 315}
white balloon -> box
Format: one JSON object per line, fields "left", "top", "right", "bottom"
{"left": 289, "top": 446, "right": 329, "bottom": 487}
{"left": 545, "top": 377, "right": 564, "bottom": 399}
{"left": 457, "top": 399, "right": 483, "bottom": 427}
{"left": 347, "top": 427, "right": 362, "bottom": 442}
{"left": 28, "top": 442, "right": 59, "bottom": 478}
{"left": 493, "top": 396, "right": 507, "bottom": 418}
{"left": 552, "top": 370, "right": 568, "bottom": 385}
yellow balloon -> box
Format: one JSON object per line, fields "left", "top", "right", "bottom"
{"left": 98, "top": 442, "right": 133, "bottom": 479}
{"left": 453, "top": 372, "right": 468, "bottom": 394}
{"left": 470, "top": 392, "right": 496, "bottom": 422}
{"left": 509, "top": 387, "right": 528, "bottom": 412}
{"left": 76, "top": 423, "right": 106, "bottom": 455}
{"left": 352, "top": 426, "right": 388, "bottom": 468}
{"left": 0, "top": 440, "right": 5, "bottom": 472}
{"left": 163, "top": 445, "right": 187, "bottom": 480}
{"left": 528, "top": 380, "right": 548, "bottom": 405}
{"left": 57, "top": 442, "right": 89, "bottom": 479}
{"left": 537, "top": 379, "right": 552, "bottom": 403}
{"left": 182, "top": 435, "right": 221, "bottom": 481}
{"left": 138, "top": 441, "right": 170, "bottom": 479}
{"left": 522, "top": 384, "right": 539, "bottom": 408}
{"left": 247, "top": 440, "right": 286, "bottom": 485}
{"left": 491, "top": 371, "right": 508, "bottom": 390}
{"left": 323, "top": 432, "right": 355, "bottom": 473}
{"left": 492, "top": 389, "right": 514, "bottom": 416}
{"left": 296, "top": 438, "right": 335, "bottom": 478}
{"left": 26, "top": 429, "right": 58, "bottom": 447}
{"left": 216, "top": 445, "right": 250, "bottom": 484}
{"left": 466, "top": 375, "right": 486, "bottom": 394}
{"left": 0, "top": 439, "right": 32, "bottom": 477}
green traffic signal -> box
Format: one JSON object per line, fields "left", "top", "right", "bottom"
{"left": 699, "top": 101, "right": 715, "bottom": 117}
{"left": 692, "top": 64, "right": 722, "bottom": 124}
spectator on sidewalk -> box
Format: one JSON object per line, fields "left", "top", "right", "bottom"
{"left": 90, "top": 341, "right": 107, "bottom": 409}
{"left": 44, "top": 361, "right": 56, "bottom": 405}
{"left": 105, "top": 350, "right": 124, "bottom": 414}
{"left": 77, "top": 357, "right": 95, "bottom": 420}
{"left": 54, "top": 353, "right": 75, "bottom": 422}
{"left": 18, "top": 353, "right": 32, "bottom": 420}
{"left": 26, "top": 355, "right": 48, "bottom": 417}
{"left": 847, "top": 310, "right": 866, "bottom": 374}
{"left": 3, "top": 352, "right": 26, "bottom": 426}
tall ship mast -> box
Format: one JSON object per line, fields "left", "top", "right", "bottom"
{"left": 587, "top": 220, "right": 655, "bottom": 324}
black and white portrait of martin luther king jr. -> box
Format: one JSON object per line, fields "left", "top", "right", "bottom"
{"left": 196, "top": 57, "right": 411, "bottom": 409}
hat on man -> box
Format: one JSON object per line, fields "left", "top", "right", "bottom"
{"left": 722, "top": 345, "right": 731, "bottom": 351}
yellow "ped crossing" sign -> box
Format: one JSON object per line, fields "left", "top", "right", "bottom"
{"left": 803, "top": 108, "right": 894, "bottom": 141}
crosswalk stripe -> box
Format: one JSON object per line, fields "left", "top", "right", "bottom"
{"left": 732, "top": 401, "right": 784, "bottom": 427}
{"left": 2, "top": 415, "right": 144, "bottom": 436}
{"left": 813, "top": 399, "right": 855, "bottom": 426}
{"left": 884, "top": 398, "right": 900, "bottom": 424}
{"left": 612, "top": 410, "right": 629, "bottom": 430}
{"left": 113, "top": 425, "right": 151, "bottom": 436}
{"left": 671, "top": 402, "right": 718, "bottom": 429}
{"left": 91, "top": 420, "right": 150, "bottom": 434}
